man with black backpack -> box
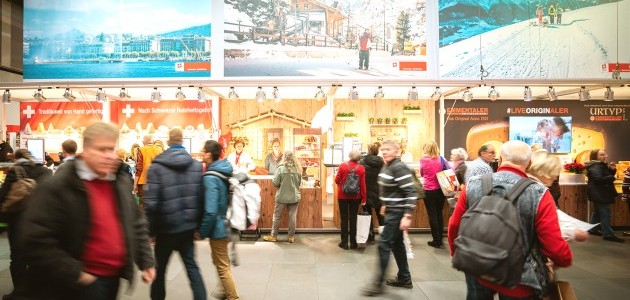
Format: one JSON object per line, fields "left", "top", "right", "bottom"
{"left": 448, "top": 140, "right": 572, "bottom": 299}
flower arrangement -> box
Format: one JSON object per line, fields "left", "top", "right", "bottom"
{"left": 563, "top": 162, "right": 585, "bottom": 174}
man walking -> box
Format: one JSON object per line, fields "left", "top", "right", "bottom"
{"left": 362, "top": 140, "right": 417, "bottom": 296}
{"left": 19, "top": 122, "right": 155, "bottom": 299}
{"left": 144, "top": 127, "right": 206, "bottom": 300}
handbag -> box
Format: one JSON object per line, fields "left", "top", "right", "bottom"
{"left": 356, "top": 206, "right": 371, "bottom": 244}
{"left": 436, "top": 169, "right": 459, "bottom": 198}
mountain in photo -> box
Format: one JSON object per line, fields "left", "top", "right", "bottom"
{"left": 160, "top": 24, "right": 212, "bottom": 38}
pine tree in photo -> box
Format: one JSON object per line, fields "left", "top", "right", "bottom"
{"left": 395, "top": 10, "right": 411, "bottom": 53}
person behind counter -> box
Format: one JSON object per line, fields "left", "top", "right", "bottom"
{"left": 265, "top": 140, "right": 283, "bottom": 175}
{"left": 227, "top": 138, "right": 255, "bottom": 174}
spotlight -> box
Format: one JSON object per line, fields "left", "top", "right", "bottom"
{"left": 255, "top": 87, "right": 266, "bottom": 103}
{"left": 430, "top": 87, "right": 442, "bottom": 101}
{"left": 150, "top": 88, "right": 161, "bottom": 103}
{"left": 604, "top": 87, "right": 614, "bottom": 102}
{"left": 524, "top": 86, "right": 532, "bottom": 102}
{"left": 2, "top": 90, "right": 10, "bottom": 104}
{"left": 579, "top": 86, "right": 590, "bottom": 101}
{"left": 96, "top": 88, "right": 107, "bottom": 102}
{"left": 273, "top": 86, "right": 281, "bottom": 102}
{"left": 408, "top": 86, "right": 418, "bottom": 101}
{"left": 175, "top": 87, "right": 186, "bottom": 101}
{"left": 462, "top": 88, "right": 473, "bottom": 102}
{"left": 348, "top": 86, "right": 359, "bottom": 101}
{"left": 33, "top": 89, "right": 46, "bottom": 102}
{"left": 119, "top": 88, "right": 131, "bottom": 101}
{"left": 488, "top": 86, "right": 499, "bottom": 101}
{"left": 61, "top": 88, "right": 76, "bottom": 101}
{"left": 315, "top": 86, "right": 326, "bottom": 101}
{"left": 374, "top": 86, "right": 384, "bottom": 100}
{"left": 197, "top": 87, "right": 206, "bottom": 102}
{"left": 228, "top": 87, "right": 239, "bottom": 100}
{"left": 547, "top": 86, "right": 557, "bottom": 101}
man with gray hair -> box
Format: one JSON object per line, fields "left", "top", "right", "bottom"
{"left": 144, "top": 127, "right": 206, "bottom": 300}
{"left": 464, "top": 144, "right": 495, "bottom": 184}
{"left": 448, "top": 140, "right": 572, "bottom": 299}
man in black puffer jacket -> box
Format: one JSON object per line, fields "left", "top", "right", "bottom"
{"left": 144, "top": 127, "right": 207, "bottom": 300}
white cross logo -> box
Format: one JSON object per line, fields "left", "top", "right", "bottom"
{"left": 23, "top": 105, "right": 35, "bottom": 119}
{"left": 122, "top": 104, "right": 135, "bottom": 118}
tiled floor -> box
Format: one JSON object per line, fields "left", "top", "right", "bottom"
{"left": 0, "top": 232, "right": 628, "bottom": 299}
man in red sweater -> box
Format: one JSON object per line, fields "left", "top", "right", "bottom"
{"left": 448, "top": 140, "right": 572, "bottom": 299}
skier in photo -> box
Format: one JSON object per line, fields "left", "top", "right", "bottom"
{"left": 548, "top": 4, "right": 556, "bottom": 25}
{"left": 358, "top": 29, "right": 371, "bottom": 70}
{"left": 536, "top": 5, "right": 544, "bottom": 26}
{"left": 556, "top": 5, "right": 563, "bottom": 24}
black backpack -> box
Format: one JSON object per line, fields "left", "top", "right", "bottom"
{"left": 342, "top": 163, "right": 360, "bottom": 195}
{"left": 452, "top": 173, "right": 535, "bottom": 288}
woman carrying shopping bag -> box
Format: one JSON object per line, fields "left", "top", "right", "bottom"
{"left": 335, "top": 150, "right": 367, "bottom": 250}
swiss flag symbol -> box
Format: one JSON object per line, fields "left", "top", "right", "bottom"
{"left": 175, "top": 62, "right": 185, "bottom": 72}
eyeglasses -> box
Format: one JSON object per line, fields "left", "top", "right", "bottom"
{"left": 484, "top": 151, "right": 495, "bottom": 155}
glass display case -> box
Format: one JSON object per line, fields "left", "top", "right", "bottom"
{"left": 293, "top": 128, "right": 321, "bottom": 188}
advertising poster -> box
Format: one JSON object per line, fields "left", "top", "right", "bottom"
{"left": 224, "top": 0, "right": 428, "bottom": 78}
{"left": 438, "top": 100, "right": 630, "bottom": 164}
{"left": 23, "top": 0, "right": 212, "bottom": 80}
{"left": 439, "top": 0, "right": 630, "bottom": 78}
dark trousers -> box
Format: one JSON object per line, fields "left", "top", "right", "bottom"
{"left": 136, "top": 183, "right": 145, "bottom": 208}
{"left": 339, "top": 200, "right": 360, "bottom": 245}
{"left": 359, "top": 50, "right": 370, "bottom": 69}
{"left": 77, "top": 276, "right": 120, "bottom": 300}
{"left": 557, "top": 14, "right": 562, "bottom": 24}
{"left": 152, "top": 230, "right": 206, "bottom": 300}
{"left": 7, "top": 214, "right": 27, "bottom": 295}
{"left": 364, "top": 199, "right": 383, "bottom": 240}
{"left": 424, "top": 189, "right": 446, "bottom": 243}
{"left": 376, "top": 209, "right": 410, "bottom": 285}
{"left": 466, "top": 274, "right": 537, "bottom": 300}
{"left": 590, "top": 202, "right": 615, "bottom": 238}
{"left": 550, "top": 15, "right": 555, "bottom": 24}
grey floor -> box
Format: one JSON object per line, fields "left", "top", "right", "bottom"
{"left": 0, "top": 232, "right": 628, "bottom": 299}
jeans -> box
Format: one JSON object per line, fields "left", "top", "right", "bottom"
{"left": 152, "top": 230, "right": 206, "bottom": 300}
{"left": 359, "top": 50, "right": 370, "bottom": 69}
{"left": 466, "top": 274, "right": 537, "bottom": 300}
{"left": 77, "top": 276, "right": 120, "bottom": 300}
{"left": 424, "top": 189, "right": 446, "bottom": 243}
{"left": 270, "top": 202, "right": 298, "bottom": 237}
{"left": 338, "top": 200, "right": 360, "bottom": 245}
{"left": 376, "top": 209, "right": 410, "bottom": 285}
{"left": 210, "top": 238, "right": 240, "bottom": 300}
{"left": 590, "top": 202, "right": 615, "bottom": 237}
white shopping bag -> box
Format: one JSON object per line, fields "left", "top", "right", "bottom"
{"left": 403, "top": 231, "right": 414, "bottom": 259}
{"left": 356, "top": 210, "right": 372, "bottom": 244}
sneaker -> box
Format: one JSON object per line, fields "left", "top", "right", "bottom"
{"left": 386, "top": 277, "right": 413, "bottom": 289}
{"left": 262, "top": 235, "right": 277, "bottom": 242}
{"left": 603, "top": 236, "right": 625, "bottom": 243}
{"left": 360, "top": 283, "right": 384, "bottom": 296}
{"left": 288, "top": 237, "right": 295, "bottom": 243}
{"left": 358, "top": 67, "right": 363, "bottom": 70}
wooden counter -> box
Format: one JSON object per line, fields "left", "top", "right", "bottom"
{"left": 558, "top": 184, "right": 629, "bottom": 227}
{"left": 255, "top": 178, "right": 323, "bottom": 229}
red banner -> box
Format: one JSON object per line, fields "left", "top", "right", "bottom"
{"left": 110, "top": 101, "right": 213, "bottom": 133}
{"left": 19, "top": 102, "right": 103, "bottom": 135}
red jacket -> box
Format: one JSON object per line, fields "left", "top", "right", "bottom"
{"left": 448, "top": 166, "right": 572, "bottom": 298}
{"left": 335, "top": 160, "right": 367, "bottom": 203}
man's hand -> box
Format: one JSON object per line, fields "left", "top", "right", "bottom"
{"left": 247, "top": 221, "right": 258, "bottom": 230}
{"left": 77, "top": 272, "right": 97, "bottom": 286}
{"left": 141, "top": 267, "right": 156, "bottom": 284}
{"left": 399, "top": 215, "right": 412, "bottom": 231}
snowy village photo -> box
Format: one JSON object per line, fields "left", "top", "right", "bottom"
{"left": 223, "top": 0, "right": 428, "bottom": 78}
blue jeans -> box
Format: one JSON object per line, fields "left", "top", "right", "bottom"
{"left": 152, "top": 230, "right": 206, "bottom": 300}
{"left": 376, "top": 209, "right": 410, "bottom": 285}
{"left": 466, "top": 274, "right": 538, "bottom": 300}
{"left": 590, "top": 202, "right": 614, "bottom": 237}
{"left": 77, "top": 276, "right": 120, "bottom": 300}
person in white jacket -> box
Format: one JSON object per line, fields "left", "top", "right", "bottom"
{"left": 227, "top": 139, "right": 255, "bottom": 174}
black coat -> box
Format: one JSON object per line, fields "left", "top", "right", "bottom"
{"left": 18, "top": 158, "right": 154, "bottom": 299}
{"left": 586, "top": 160, "right": 617, "bottom": 204}
{"left": 360, "top": 155, "right": 384, "bottom": 206}
{"left": 0, "top": 159, "right": 52, "bottom": 216}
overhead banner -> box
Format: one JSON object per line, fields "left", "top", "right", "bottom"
{"left": 23, "top": 0, "right": 212, "bottom": 80}
{"left": 438, "top": 100, "right": 630, "bottom": 163}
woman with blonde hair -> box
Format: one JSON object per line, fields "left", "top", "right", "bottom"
{"left": 263, "top": 151, "right": 302, "bottom": 243}
{"left": 420, "top": 141, "right": 448, "bottom": 248}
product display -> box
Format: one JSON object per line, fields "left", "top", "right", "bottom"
{"left": 293, "top": 128, "right": 321, "bottom": 188}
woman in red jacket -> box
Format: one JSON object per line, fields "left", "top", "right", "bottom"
{"left": 335, "top": 150, "right": 367, "bottom": 250}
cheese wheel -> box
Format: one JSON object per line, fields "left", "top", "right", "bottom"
{"left": 466, "top": 121, "right": 508, "bottom": 160}
{"left": 570, "top": 127, "right": 605, "bottom": 160}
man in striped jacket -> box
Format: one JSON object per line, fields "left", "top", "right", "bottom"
{"left": 362, "top": 140, "right": 418, "bottom": 296}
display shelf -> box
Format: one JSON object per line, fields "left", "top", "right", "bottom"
{"left": 335, "top": 116, "right": 355, "bottom": 121}
{"left": 293, "top": 128, "right": 322, "bottom": 188}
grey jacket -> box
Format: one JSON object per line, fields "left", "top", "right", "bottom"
{"left": 273, "top": 164, "right": 301, "bottom": 204}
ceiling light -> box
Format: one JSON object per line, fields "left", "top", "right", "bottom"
{"left": 547, "top": 86, "right": 557, "bottom": 101}
{"left": 197, "top": 87, "right": 206, "bottom": 102}
{"left": 462, "top": 88, "right": 473, "bottom": 102}
{"left": 604, "top": 87, "right": 614, "bottom": 102}
{"left": 256, "top": 87, "right": 266, "bottom": 103}
{"left": 315, "top": 86, "right": 326, "bottom": 101}
{"left": 430, "top": 87, "right": 442, "bottom": 101}
{"left": 488, "top": 86, "right": 499, "bottom": 101}
{"left": 96, "top": 88, "right": 107, "bottom": 102}
{"left": 176, "top": 87, "right": 187, "bottom": 101}
{"left": 579, "top": 86, "right": 590, "bottom": 101}
{"left": 524, "top": 86, "right": 532, "bottom": 102}
{"left": 374, "top": 86, "right": 384, "bottom": 100}
{"left": 63, "top": 88, "right": 76, "bottom": 101}
{"left": 348, "top": 86, "right": 359, "bottom": 101}
{"left": 119, "top": 88, "right": 131, "bottom": 101}
{"left": 228, "top": 87, "right": 239, "bottom": 101}
{"left": 2, "top": 90, "right": 10, "bottom": 104}
{"left": 408, "top": 86, "right": 418, "bottom": 101}
{"left": 33, "top": 89, "right": 46, "bottom": 102}
{"left": 273, "top": 86, "right": 281, "bottom": 102}
{"left": 150, "top": 88, "right": 161, "bottom": 103}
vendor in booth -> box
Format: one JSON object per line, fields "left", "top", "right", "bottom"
{"left": 265, "top": 139, "right": 283, "bottom": 175}
{"left": 227, "top": 138, "right": 255, "bottom": 174}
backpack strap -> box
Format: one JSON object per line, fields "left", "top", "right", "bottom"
{"left": 506, "top": 177, "right": 536, "bottom": 205}
{"left": 205, "top": 170, "right": 228, "bottom": 181}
